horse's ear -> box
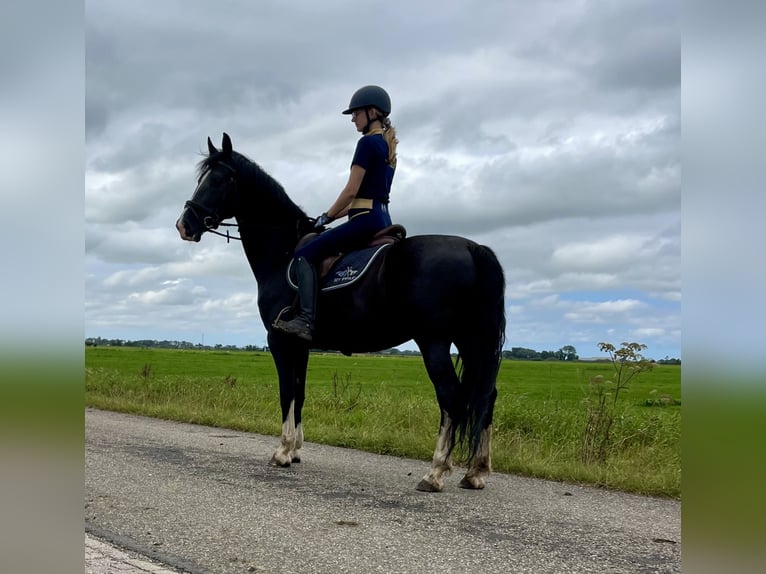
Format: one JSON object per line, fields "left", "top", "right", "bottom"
{"left": 207, "top": 137, "right": 218, "bottom": 155}
{"left": 222, "top": 132, "right": 232, "bottom": 155}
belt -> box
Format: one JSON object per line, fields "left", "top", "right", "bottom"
{"left": 349, "top": 198, "right": 374, "bottom": 210}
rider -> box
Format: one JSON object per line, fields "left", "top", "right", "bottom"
{"left": 273, "top": 85, "right": 398, "bottom": 342}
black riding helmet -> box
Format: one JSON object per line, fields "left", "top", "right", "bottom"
{"left": 342, "top": 85, "right": 391, "bottom": 116}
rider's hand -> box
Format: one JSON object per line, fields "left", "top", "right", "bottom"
{"left": 314, "top": 213, "right": 332, "bottom": 228}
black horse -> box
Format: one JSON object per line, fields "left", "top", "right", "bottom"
{"left": 176, "top": 133, "right": 506, "bottom": 491}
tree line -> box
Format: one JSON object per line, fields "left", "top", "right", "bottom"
{"left": 84, "top": 338, "right": 679, "bottom": 364}
{"left": 503, "top": 345, "right": 680, "bottom": 364}
{"left": 504, "top": 345, "right": 579, "bottom": 361}
{"left": 84, "top": 337, "right": 264, "bottom": 352}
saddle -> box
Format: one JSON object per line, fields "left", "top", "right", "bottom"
{"left": 293, "top": 224, "right": 406, "bottom": 288}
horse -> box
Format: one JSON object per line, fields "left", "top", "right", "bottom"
{"left": 176, "top": 133, "right": 506, "bottom": 492}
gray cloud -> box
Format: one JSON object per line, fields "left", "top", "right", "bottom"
{"left": 85, "top": 0, "right": 681, "bottom": 359}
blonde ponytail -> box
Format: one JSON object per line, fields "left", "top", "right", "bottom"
{"left": 366, "top": 115, "right": 398, "bottom": 168}
{"left": 381, "top": 117, "right": 398, "bottom": 168}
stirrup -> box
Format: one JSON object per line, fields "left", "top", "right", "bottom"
{"left": 273, "top": 319, "right": 314, "bottom": 342}
{"left": 272, "top": 306, "right": 293, "bottom": 325}
{"left": 272, "top": 307, "right": 314, "bottom": 341}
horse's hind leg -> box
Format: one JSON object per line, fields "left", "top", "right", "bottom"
{"left": 458, "top": 428, "right": 492, "bottom": 489}
{"left": 416, "top": 340, "right": 461, "bottom": 493}
{"left": 417, "top": 411, "right": 455, "bottom": 492}
{"left": 459, "top": 387, "right": 495, "bottom": 489}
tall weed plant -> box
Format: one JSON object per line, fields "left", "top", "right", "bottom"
{"left": 581, "top": 342, "right": 655, "bottom": 464}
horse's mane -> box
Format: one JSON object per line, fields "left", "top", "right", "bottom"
{"left": 196, "top": 149, "right": 307, "bottom": 222}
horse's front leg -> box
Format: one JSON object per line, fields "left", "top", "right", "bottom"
{"left": 289, "top": 347, "right": 307, "bottom": 463}
{"left": 268, "top": 337, "right": 308, "bottom": 467}
{"left": 270, "top": 398, "right": 296, "bottom": 467}
{"left": 270, "top": 406, "right": 305, "bottom": 466}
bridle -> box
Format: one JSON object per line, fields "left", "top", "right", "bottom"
{"left": 183, "top": 159, "right": 316, "bottom": 245}
{"left": 183, "top": 200, "right": 241, "bottom": 242}
{"left": 184, "top": 160, "right": 242, "bottom": 243}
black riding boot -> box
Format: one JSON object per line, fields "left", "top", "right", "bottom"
{"left": 273, "top": 256, "right": 317, "bottom": 342}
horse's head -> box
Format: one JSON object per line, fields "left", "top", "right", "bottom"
{"left": 176, "top": 133, "right": 239, "bottom": 242}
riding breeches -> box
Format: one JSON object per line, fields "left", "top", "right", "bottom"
{"left": 295, "top": 203, "right": 392, "bottom": 266}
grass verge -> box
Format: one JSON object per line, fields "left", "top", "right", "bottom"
{"left": 85, "top": 347, "right": 680, "bottom": 497}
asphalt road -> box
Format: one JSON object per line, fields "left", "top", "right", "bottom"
{"left": 85, "top": 408, "right": 681, "bottom": 574}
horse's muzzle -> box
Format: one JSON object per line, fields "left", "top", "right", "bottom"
{"left": 176, "top": 217, "right": 200, "bottom": 242}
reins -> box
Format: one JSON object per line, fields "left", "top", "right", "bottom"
{"left": 206, "top": 221, "right": 241, "bottom": 243}
{"left": 196, "top": 213, "right": 314, "bottom": 245}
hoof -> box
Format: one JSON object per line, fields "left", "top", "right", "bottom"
{"left": 416, "top": 478, "right": 443, "bottom": 492}
{"left": 458, "top": 475, "right": 486, "bottom": 490}
{"left": 269, "top": 455, "right": 291, "bottom": 467}
{"left": 291, "top": 455, "right": 301, "bottom": 463}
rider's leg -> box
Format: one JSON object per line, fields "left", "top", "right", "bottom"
{"left": 273, "top": 256, "right": 317, "bottom": 342}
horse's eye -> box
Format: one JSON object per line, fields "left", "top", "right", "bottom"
{"left": 197, "top": 169, "right": 212, "bottom": 186}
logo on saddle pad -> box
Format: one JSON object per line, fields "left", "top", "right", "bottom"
{"left": 333, "top": 265, "right": 359, "bottom": 282}
{"left": 287, "top": 243, "right": 391, "bottom": 292}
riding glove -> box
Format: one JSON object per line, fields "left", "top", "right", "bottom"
{"left": 314, "top": 213, "right": 332, "bottom": 228}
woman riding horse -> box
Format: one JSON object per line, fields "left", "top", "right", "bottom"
{"left": 177, "top": 129, "right": 505, "bottom": 490}
{"left": 273, "top": 85, "right": 399, "bottom": 342}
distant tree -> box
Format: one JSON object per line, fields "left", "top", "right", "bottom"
{"left": 560, "top": 345, "right": 578, "bottom": 361}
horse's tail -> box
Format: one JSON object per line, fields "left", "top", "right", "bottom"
{"left": 454, "top": 242, "right": 506, "bottom": 461}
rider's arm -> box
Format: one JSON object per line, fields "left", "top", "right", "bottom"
{"left": 327, "top": 164, "right": 365, "bottom": 220}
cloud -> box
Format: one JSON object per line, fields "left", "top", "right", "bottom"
{"left": 565, "top": 298, "right": 647, "bottom": 322}
{"left": 127, "top": 280, "right": 207, "bottom": 306}
{"left": 84, "top": 0, "right": 681, "bottom": 360}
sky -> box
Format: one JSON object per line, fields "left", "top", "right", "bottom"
{"left": 84, "top": 0, "right": 681, "bottom": 360}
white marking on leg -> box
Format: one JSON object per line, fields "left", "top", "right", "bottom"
{"left": 460, "top": 425, "right": 492, "bottom": 489}
{"left": 417, "top": 413, "right": 454, "bottom": 492}
{"left": 270, "top": 400, "right": 295, "bottom": 466}
{"left": 292, "top": 422, "right": 303, "bottom": 462}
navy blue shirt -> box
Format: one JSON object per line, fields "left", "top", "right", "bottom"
{"left": 351, "top": 133, "right": 395, "bottom": 203}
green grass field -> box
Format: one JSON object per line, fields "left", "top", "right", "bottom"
{"left": 85, "top": 347, "right": 681, "bottom": 498}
